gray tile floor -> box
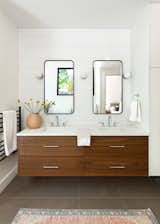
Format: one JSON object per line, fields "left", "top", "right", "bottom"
{"left": 0, "top": 176, "right": 160, "bottom": 223}
{"left": 0, "top": 154, "right": 17, "bottom": 181}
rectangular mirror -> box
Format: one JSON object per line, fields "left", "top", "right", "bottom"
{"left": 44, "top": 60, "right": 74, "bottom": 114}
{"left": 93, "top": 60, "right": 123, "bottom": 114}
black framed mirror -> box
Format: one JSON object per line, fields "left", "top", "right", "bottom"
{"left": 93, "top": 60, "right": 123, "bottom": 114}
{"left": 44, "top": 60, "right": 74, "bottom": 114}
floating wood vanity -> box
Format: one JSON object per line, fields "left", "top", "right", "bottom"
{"left": 17, "top": 131, "right": 148, "bottom": 176}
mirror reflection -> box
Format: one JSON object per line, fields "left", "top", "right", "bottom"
{"left": 93, "top": 60, "right": 123, "bottom": 114}
{"left": 44, "top": 60, "right": 74, "bottom": 114}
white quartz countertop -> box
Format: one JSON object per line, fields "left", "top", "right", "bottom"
{"left": 17, "top": 127, "right": 149, "bottom": 137}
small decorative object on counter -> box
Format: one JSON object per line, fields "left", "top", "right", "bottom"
{"left": 18, "top": 99, "right": 55, "bottom": 129}
{"left": 26, "top": 113, "right": 42, "bottom": 129}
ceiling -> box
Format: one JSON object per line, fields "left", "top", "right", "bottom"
{"left": 0, "top": 0, "right": 156, "bottom": 28}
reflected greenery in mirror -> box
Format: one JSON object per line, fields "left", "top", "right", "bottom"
{"left": 57, "top": 68, "right": 74, "bottom": 95}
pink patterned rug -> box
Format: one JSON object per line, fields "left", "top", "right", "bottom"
{"left": 12, "top": 209, "right": 158, "bottom": 224}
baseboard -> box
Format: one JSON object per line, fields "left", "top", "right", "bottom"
{"left": 0, "top": 166, "right": 17, "bottom": 194}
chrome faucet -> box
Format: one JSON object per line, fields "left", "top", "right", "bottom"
{"left": 50, "top": 122, "right": 54, "bottom": 127}
{"left": 107, "top": 115, "right": 112, "bottom": 127}
{"left": 55, "top": 116, "right": 60, "bottom": 127}
{"left": 98, "top": 116, "right": 117, "bottom": 128}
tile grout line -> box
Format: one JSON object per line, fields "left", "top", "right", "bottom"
{"left": 2, "top": 196, "right": 160, "bottom": 200}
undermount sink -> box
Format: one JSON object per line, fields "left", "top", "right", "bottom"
{"left": 91, "top": 126, "right": 146, "bottom": 136}
{"left": 96, "top": 126, "right": 124, "bottom": 131}
{"left": 92, "top": 127, "right": 125, "bottom": 133}
{"left": 42, "top": 127, "right": 77, "bottom": 135}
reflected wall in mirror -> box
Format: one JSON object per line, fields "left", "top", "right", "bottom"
{"left": 93, "top": 60, "right": 123, "bottom": 114}
{"left": 44, "top": 60, "right": 74, "bottom": 114}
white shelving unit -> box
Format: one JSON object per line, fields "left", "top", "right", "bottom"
{"left": 150, "top": 3, "right": 160, "bottom": 176}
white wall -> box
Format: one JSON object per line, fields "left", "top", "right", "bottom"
{"left": 131, "top": 4, "right": 149, "bottom": 131}
{"left": 0, "top": 9, "right": 18, "bottom": 110}
{"left": 0, "top": 9, "right": 18, "bottom": 193}
{"left": 19, "top": 29, "right": 131, "bottom": 127}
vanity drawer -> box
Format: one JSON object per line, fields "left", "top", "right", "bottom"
{"left": 84, "top": 157, "right": 148, "bottom": 176}
{"left": 83, "top": 143, "right": 148, "bottom": 157}
{"left": 19, "top": 156, "right": 85, "bottom": 176}
{"left": 18, "top": 136, "right": 77, "bottom": 146}
{"left": 91, "top": 136, "right": 148, "bottom": 146}
{"left": 19, "top": 144, "right": 147, "bottom": 158}
{"left": 19, "top": 145, "right": 83, "bottom": 157}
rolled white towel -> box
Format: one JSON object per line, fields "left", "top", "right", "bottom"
{"left": 77, "top": 128, "right": 91, "bottom": 147}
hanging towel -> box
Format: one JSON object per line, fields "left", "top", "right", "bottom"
{"left": 129, "top": 98, "right": 142, "bottom": 122}
{"left": 3, "top": 110, "right": 17, "bottom": 156}
{"left": 77, "top": 128, "right": 91, "bottom": 147}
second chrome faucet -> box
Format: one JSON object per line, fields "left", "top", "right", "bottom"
{"left": 99, "top": 116, "right": 117, "bottom": 128}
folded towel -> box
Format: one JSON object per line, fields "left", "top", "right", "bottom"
{"left": 129, "top": 98, "right": 141, "bottom": 122}
{"left": 77, "top": 129, "right": 91, "bottom": 147}
{"left": 3, "top": 110, "right": 17, "bottom": 156}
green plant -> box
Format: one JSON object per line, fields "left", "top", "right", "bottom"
{"left": 18, "top": 99, "right": 55, "bottom": 114}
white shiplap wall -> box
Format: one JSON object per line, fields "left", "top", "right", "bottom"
{"left": 19, "top": 29, "right": 132, "bottom": 127}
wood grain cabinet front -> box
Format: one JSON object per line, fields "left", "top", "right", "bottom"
{"left": 18, "top": 136, "right": 148, "bottom": 176}
{"left": 19, "top": 157, "right": 85, "bottom": 176}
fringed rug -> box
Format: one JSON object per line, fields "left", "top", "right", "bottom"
{"left": 12, "top": 209, "right": 159, "bottom": 224}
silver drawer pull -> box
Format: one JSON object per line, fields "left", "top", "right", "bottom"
{"left": 109, "top": 165, "right": 126, "bottom": 169}
{"left": 43, "top": 165, "right": 60, "bottom": 169}
{"left": 109, "top": 145, "right": 126, "bottom": 148}
{"left": 43, "top": 145, "right": 60, "bottom": 148}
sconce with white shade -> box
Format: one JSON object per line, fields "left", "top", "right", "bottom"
{"left": 123, "top": 72, "right": 132, "bottom": 79}
{"left": 80, "top": 73, "right": 88, "bottom": 79}
{"left": 35, "top": 73, "right": 44, "bottom": 80}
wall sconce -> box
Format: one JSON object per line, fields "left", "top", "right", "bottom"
{"left": 80, "top": 73, "right": 88, "bottom": 80}
{"left": 35, "top": 73, "right": 44, "bottom": 80}
{"left": 123, "top": 72, "right": 132, "bottom": 79}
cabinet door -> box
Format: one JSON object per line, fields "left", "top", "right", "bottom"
{"left": 150, "top": 4, "right": 160, "bottom": 66}
{"left": 150, "top": 68, "right": 160, "bottom": 175}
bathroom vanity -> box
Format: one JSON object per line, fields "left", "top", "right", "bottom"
{"left": 17, "top": 129, "right": 148, "bottom": 176}
{"left": 17, "top": 59, "right": 149, "bottom": 177}
{"left": 17, "top": 58, "right": 149, "bottom": 176}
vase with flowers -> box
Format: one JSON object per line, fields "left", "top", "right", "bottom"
{"left": 18, "top": 99, "right": 55, "bottom": 129}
